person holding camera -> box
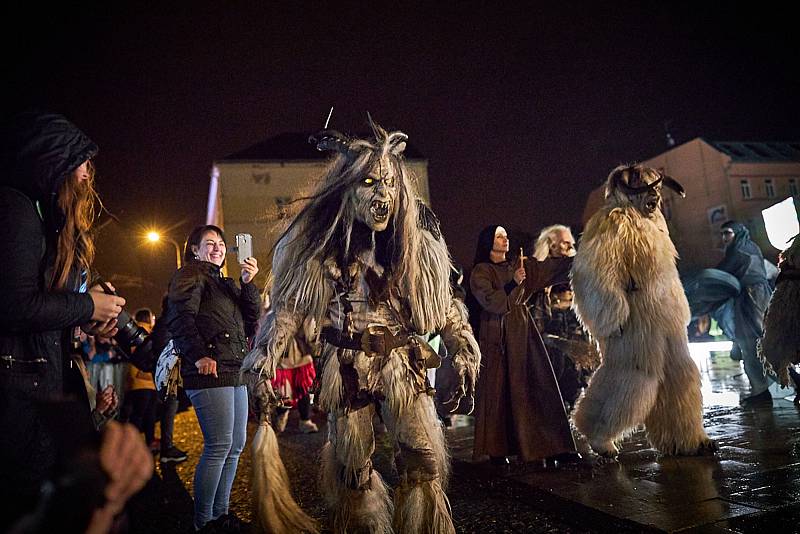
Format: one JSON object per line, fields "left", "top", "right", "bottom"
{"left": 0, "top": 111, "right": 152, "bottom": 531}
{"left": 168, "top": 224, "right": 260, "bottom": 532}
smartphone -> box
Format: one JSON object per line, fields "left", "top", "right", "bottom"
{"left": 235, "top": 233, "right": 253, "bottom": 264}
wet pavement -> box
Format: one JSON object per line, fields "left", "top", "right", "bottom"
{"left": 127, "top": 347, "right": 800, "bottom": 533}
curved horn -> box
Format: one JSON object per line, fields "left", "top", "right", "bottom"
{"left": 663, "top": 175, "right": 686, "bottom": 198}
{"left": 386, "top": 131, "right": 408, "bottom": 156}
{"left": 308, "top": 129, "right": 351, "bottom": 154}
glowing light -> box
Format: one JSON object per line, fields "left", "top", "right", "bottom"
{"left": 147, "top": 231, "right": 161, "bottom": 242}
{"left": 762, "top": 197, "right": 799, "bottom": 250}
{"left": 688, "top": 340, "right": 734, "bottom": 373}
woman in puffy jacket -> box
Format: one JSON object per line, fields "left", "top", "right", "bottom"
{"left": 168, "top": 224, "right": 260, "bottom": 532}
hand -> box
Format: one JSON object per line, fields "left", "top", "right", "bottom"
{"left": 240, "top": 257, "right": 259, "bottom": 284}
{"left": 88, "top": 422, "right": 153, "bottom": 534}
{"left": 88, "top": 284, "right": 126, "bottom": 323}
{"left": 95, "top": 385, "right": 118, "bottom": 415}
{"left": 249, "top": 376, "right": 278, "bottom": 419}
{"left": 82, "top": 318, "right": 118, "bottom": 338}
{"left": 444, "top": 351, "right": 479, "bottom": 415}
{"left": 195, "top": 356, "right": 218, "bottom": 377}
{"left": 513, "top": 266, "right": 526, "bottom": 285}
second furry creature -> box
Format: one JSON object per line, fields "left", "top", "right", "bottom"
{"left": 571, "top": 164, "right": 717, "bottom": 458}
{"left": 759, "top": 236, "right": 800, "bottom": 391}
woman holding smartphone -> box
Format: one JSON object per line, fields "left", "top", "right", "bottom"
{"left": 168, "top": 224, "right": 260, "bottom": 532}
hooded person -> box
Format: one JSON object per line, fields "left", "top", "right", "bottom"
{"left": 0, "top": 111, "right": 146, "bottom": 530}
{"left": 469, "top": 224, "right": 579, "bottom": 466}
{"left": 717, "top": 220, "right": 772, "bottom": 404}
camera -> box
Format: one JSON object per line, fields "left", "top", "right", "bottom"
{"left": 97, "top": 281, "right": 156, "bottom": 371}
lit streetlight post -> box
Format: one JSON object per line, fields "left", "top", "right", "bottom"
{"left": 146, "top": 231, "right": 182, "bottom": 269}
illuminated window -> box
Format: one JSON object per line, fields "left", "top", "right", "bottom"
{"left": 740, "top": 179, "right": 751, "bottom": 199}
{"left": 765, "top": 179, "right": 775, "bottom": 198}
{"left": 790, "top": 178, "right": 798, "bottom": 196}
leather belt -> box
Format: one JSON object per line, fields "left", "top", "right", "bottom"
{"left": 321, "top": 326, "right": 410, "bottom": 357}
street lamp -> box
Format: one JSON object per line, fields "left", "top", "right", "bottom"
{"left": 146, "top": 231, "right": 183, "bottom": 269}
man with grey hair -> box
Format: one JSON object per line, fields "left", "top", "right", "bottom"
{"left": 530, "top": 224, "right": 585, "bottom": 411}
{"left": 533, "top": 224, "right": 576, "bottom": 261}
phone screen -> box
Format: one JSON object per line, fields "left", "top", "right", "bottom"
{"left": 236, "top": 233, "right": 253, "bottom": 263}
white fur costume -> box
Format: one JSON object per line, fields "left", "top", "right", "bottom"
{"left": 243, "top": 119, "right": 480, "bottom": 533}
{"left": 571, "top": 165, "right": 716, "bottom": 457}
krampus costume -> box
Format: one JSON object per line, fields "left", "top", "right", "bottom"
{"left": 571, "top": 165, "right": 716, "bottom": 457}
{"left": 242, "top": 118, "right": 480, "bottom": 533}
{"left": 759, "top": 236, "right": 800, "bottom": 392}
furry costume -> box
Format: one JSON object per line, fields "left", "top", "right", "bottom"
{"left": 242, "top": 118, "right": 480, "bottom": 533}
{"left": 571, "top": 165, "right": 716, "bottom": 458}
{"left": 759, "top": 236, "right": 800, "bottom": 389}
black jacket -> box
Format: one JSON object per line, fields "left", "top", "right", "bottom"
{"left": 168, "top": 260, "right": 261, "bottom": 389}
{"left": 0, "top": 112, "right": 98, "bottom": 509}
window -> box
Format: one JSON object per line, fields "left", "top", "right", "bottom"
{"left": 740, "top": 179, "right": 751, "bottom": 199}
{"left": 765, "top": 179, "right": 775, "bottom": 198}
{"left": 790, "top": 178, "right": 798, "bottom": 196}
{"left": 275, "top": 196, "right": 292, "bottom": 219}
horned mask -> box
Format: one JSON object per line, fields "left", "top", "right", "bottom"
{"left": 606, "top": 164, "right": 685, "bottom": 216}
{"left": 309, "top": 115, "right": 408, "bottom": 232}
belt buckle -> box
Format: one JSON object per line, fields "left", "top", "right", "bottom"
{"left": 361, "top": 325, "right": 390, "bottom": 357}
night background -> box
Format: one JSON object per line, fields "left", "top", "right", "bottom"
{"left": 4, "top": 2, "right": 798, "bottom": 313}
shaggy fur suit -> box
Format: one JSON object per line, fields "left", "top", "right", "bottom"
{"left": 571, "top": 165, "right": 716, "bottom": 458}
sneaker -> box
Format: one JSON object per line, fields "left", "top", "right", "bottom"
{"left": 160, "top": 445, "right": 188, "bottom": 463}
{"left": 275, "top": 409, "right": 290, "bottom": 433}
{"left": 740, "top": 389, "right": 772, "bottom": 406}
{"left": 299, "top": 419, "right": 319, "bottom": 433}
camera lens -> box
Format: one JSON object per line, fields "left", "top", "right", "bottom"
{"left": 114, "top": 309, "right": 149, "bottom": 350}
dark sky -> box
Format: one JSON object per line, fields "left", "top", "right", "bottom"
{"left": 4, "top": 2, "right": 798, "bottom": 311}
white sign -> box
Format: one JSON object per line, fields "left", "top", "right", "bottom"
{"left": 762, "top": 197, "right": 799, "bottom": 249}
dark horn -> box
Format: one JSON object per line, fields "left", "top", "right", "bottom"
{"left": 308, "top": 129, "right": 351, "bottom": 154}
{"left": 663, "top": 175, "right": 686, "bottom": 198}
{"left": 366, "top": 112, "right": 387, "bottom": 142}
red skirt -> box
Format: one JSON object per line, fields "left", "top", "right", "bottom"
{"left": 271, "top": 361, "right": 316, "bottom": 407}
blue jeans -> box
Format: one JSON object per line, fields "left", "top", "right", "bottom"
{"left": 186, "top": 386, "right": 248, "bottom": 528}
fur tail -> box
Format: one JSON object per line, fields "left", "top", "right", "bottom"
{"left": 393, "top": 480, "right": 456, "bottom": 534}
{"left": 251, "top": 421, "right": 319, "bottom": 534}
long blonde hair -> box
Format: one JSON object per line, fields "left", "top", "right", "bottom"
{"left": 51, "top": 160, "right": 100, "bottom": 289}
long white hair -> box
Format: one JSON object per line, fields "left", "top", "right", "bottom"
{"left": 268, "top": 122, "right": 452, "bottom": 333}
{"left": 533, "top": 224, "right": 572, "bottom": 261}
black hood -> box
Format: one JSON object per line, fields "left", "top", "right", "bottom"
{"left": 473, "top": 224, "right": 503, "bottom": 266}
{"left": 1, "top": 111, "right": 98, "bottom": 224}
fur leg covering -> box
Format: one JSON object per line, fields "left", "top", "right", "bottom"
{"left": 645, "top": 337, "right": 715, "bottom": 455}
{"left": 393, "top": 479, "right": 455, "bottom": 534}
{"left": 320, "top": 409, "right": 393, "bottom": 533}
{"left": 383, "top": 390, "right": 454, "bottom": 533}
{"left": 251, "top": 421, "right": 319, "bottom": 534}
{"left": 573, "top": 360, "right": 660, "bottom": 456}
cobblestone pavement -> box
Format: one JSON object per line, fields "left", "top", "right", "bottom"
{"left": 127, "top": 406, "right": 596, "bottom": 533}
